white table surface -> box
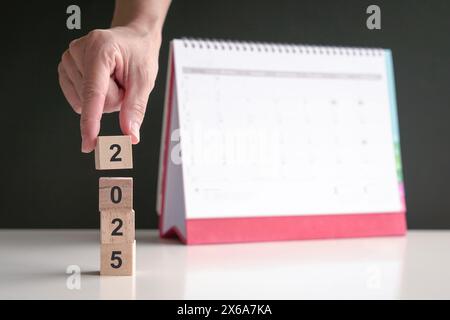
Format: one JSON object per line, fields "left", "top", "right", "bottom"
{"left": 0, "top": 230, "right": 449, "bottom": 299}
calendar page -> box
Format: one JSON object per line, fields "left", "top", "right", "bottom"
{"left": 173, "top": 40, "right": 404, "bottom": 219}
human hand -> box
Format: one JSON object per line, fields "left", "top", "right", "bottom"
{"left": 58, "top": 26, "right": 161, "bottom": 152}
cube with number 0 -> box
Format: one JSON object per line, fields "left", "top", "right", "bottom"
{"left": 95, "top": 136, "right": 133, "bottom": 170}
{"left": 99, "top": 177, "right": 133, "bottom": 211}
{"left": 100, "top": 241, "right": 135, "bottom": 276}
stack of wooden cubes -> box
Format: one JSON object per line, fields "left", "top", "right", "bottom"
{"left": 95, "top": 136, "right": 135, "bottom": 276}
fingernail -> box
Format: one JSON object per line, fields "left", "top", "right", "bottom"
{"left": 81, "top": 138, "right": 91, "bottom": 153}
{"left": 130, "top": 121, "right": 140, "bottom": 143}
{"left": 81, "top": 139, "right": 88, "bottom": 153}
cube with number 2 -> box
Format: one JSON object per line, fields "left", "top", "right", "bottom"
{"left": 100, "top": 210, "right": 135, "bottom": 244}
{"left": 95, "top": 136, "right": 133, "bottom": 170}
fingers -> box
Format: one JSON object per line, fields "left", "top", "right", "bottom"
{"left": 68, "top": 38, "right": 85, "bottom": 73}
{"left": 58, "top": 63, "right": 81, "bottom": 114}
{"left": 79, "top": 53, "right": 113, "bottom": 153}
{"left": 61, "top": 50, "right": 83, "bottom": 98}
{"left": 59, "top": 29, "right": 156, "bottom": 152}
{"left": 62, "top": 48, "right": 122, "bottom": 114}
{"left": 119, "top": 65, "right": 155, "bottom": 144}
{"left": 67, "top": 30, "right": 119, "bottom": 153}
{"left": 103, "top": 77, "right": 123, "bottom": 114}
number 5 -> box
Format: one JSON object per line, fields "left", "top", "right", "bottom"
{"left": 110, "top": 251, "right": 122, "bottom": 269}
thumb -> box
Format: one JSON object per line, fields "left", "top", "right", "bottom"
{"left": 80, "top": 54, "right": 112, "bottom": 153}
{"left": 119, "top": 67, "right": 154, "bottom": 144}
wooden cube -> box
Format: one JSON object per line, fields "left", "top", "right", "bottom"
{"left": 95, "top": 136, "right": 133, "bottom": 170}
{"left": 100, "top": 241, "right": 136, "bottom": 276}
{"left": 99, "top": 177, "right": 133, "bottom": 211}
{"left": 100, "top": 210, "right": 135, "bottom": 244}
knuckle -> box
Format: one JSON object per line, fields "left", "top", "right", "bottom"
{"left": 72, "top": 104, "right": 82, "bottom": 114}
{"left": 80, "top": 115, "right": 99, "bottom": 124}
{"left": 137, "top": 67, "right": 156, "bottom": 91}
{"left": 82, "top": 81, "right": 106, "bottom": 101}
{"left": 69, "top": 39, "right": 76, "bottom": 48}
{"left": 69, "top": 38, "right": 80, "bottom": 52}
{"left": 98, "top": 45, "right": 118, "bottom": 67}
{"left": 57, "top": 62, "right": 63, "bottom": 74}
{"left": 88, "top": 29, "right": 104, "bottom": 38}
{"left": 86, "top": 30, "right": 117, "bottom": 63}
{"left": 61, "top": 50, "right": 71, "bottom": 65}
{"left": 80, "top": 114, "right": 101, "bottom": 131}
{"left": 147, "top": 77, "right": 156, "bottom": 91}
{"left": 57, "top": 71, "right": 66, "bottom": 89}
{"left": 131, "top": 99, "right": 148, "bottom": 121}
{"left": 87, "top": 29, "right": 112, "bottom": 44}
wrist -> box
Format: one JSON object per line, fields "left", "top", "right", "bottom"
{"left": 113, "top": 20, "right": 162, "bottom": 46}
{"left": 127, "top": 20, "right": 162, "bottom": 41}
{"left": 111, "top": 0, "right": 170, "bottom": 47}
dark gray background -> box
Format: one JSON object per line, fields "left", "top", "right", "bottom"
{"left": 0, "top": 0, "right": 448, "bottom": 229}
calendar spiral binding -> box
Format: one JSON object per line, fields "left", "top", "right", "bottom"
{"left": 180, "top": 38, "right": 384, "bottom": 56}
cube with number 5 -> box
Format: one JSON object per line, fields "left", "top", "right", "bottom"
{"left": 100, "top": 241, "right": 135, "bottom": 276}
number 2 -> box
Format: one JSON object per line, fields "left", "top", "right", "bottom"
{"left": 111, "top": 218, "right": 123, "bottom": 236}
{"left": 110, "top": 144, "right": 122, "bottom": 162}
{"left": 110, "top": 251, "right": 122, "bottom": 269}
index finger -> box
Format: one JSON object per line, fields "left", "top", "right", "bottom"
{"left": 80, "top": 54, "right": 111, "bottom": 153}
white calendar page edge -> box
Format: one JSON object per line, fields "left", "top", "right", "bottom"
{"left": 161, "top": 79, "right": 188, "bottom": 237}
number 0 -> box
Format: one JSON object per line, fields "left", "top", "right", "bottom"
{"left": 110, "top": 186, "right": 122, "bottom": 204}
